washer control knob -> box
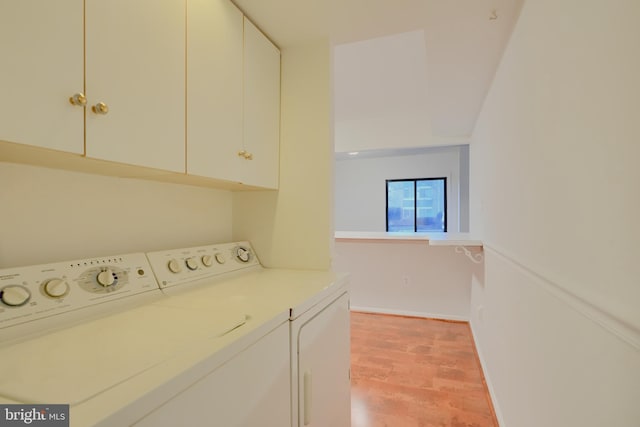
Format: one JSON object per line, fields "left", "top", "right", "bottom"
{"left": 97, "top": 269, "right": 116, "bottom": 287}
{"left": 202, "top": 255, "right": 213, "bottom": 267}
{"left": 1, "top": 285, "right": 31, "bottom": 307}
{"left": 185, "top": 257, "right": 198, "bottom": 271}
{"left": 236, "top": 247, "right": 251, "bottom": 263}
{"left": 44, "top": 278, "right": 69, "bottom": 298}
{"left": 215, "top": 253, "right": 226, "bottom": 264}
{"left": 168, "top": 259, "right": 182, "bottom": 273}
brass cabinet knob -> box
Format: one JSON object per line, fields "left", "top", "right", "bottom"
{"left": 69, "top": 93, "right": 87, "bottom": 106}
{"left": 237, "top": 150, "right": 253, "bottom": 160}
{"left": 238, "top": 150, "right": 247, "bottom": 158}
{"left": 91, "top": 102, "right": 109, "bottom": 115}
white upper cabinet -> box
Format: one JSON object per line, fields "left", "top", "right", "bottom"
{"left": 0, "top": 0, "right": 84, "bottom": 154}
{"left": 186, "top": 0, "right": 244, "bottom": 182}
{"left": 1, "top": 0, "right": 279, "bottom": 188}
{"left": 243, "top": 17, "right": 281, "bottom": 189}
{"left": 188, "top": 8, "right": 281, "bottom": 189}
{"left": 85, "top": 0, "right": 186, "bottom": 173}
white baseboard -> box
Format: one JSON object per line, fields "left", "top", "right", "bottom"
{"left": 469, "top": 322, "right": 505, "bottom": 427}
{"left": 350, "top": 305, "right": 469, "bottom": 322}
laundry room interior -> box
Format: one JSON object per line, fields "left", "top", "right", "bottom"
{"left": 1, "top": 0, "right": 639, "bottom": 426}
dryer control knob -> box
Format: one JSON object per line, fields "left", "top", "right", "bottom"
{"left": 97, "top": 269, "right": 116, "bottom": 287}
{"left": 168, "top": 259, "right": 182, "bottom": 273}
{"left": 236, "top": 247, "right": 251, "bottom": 263}
{"left": 44, "top": 278, "right": 69, "bottom": 298}
{"left": 202, "top": 255, "right": 213, "bottom": 267}
{"left": 215, "top": 253, "right": 226, "bottom": 264}
{"left": 185, "top": 257, "right": 198, "bottom": 271}
{"left": 1, "top": 285, "right": 31, "bottom": 307}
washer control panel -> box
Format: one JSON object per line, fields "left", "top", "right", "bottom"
{"left": 146, "top": 241, "right": 260, "bottom": 291}
{"left": 0, "top": 253, "right": 159, "bottom": 334}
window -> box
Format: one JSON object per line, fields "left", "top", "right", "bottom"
{"left": 386, "top": 178, "right": 447, "bottom": 232}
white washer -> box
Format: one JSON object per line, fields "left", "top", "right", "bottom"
{"left": 0, "top": 253, "right": 182, "bottom": 412}
{"left": 0, "top": 252, "right": 160, "bottom": 345}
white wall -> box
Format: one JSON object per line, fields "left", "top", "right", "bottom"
{"left": 233, "top": 41, "right": 333, "bottom": 270}
{"left": 470, "top": 0, "right": 640, "bottom": 425}
{"left": 471, "top": 249, "right": 640, "bottom": 427}
{"left": 333, "top": 240, "right": 477, "bottom": 321}
{"left": 334, "top": 146, "right": 463, "bottom": 232}
{"left": 333, "top": 31, "right": 435, "bottom": 153}
{"left": 0, "top": 162, "right": 232, "bottom": 267}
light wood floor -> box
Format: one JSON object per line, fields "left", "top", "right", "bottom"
{"left": 350, "top": 312, "right": 497, "bottom": 427}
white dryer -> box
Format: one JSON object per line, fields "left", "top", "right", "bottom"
{"left": 290, "top": 288, "right": 351, "bottom": 427}
{"left": 144, "top": 241, "right": 352, "bottom": 427}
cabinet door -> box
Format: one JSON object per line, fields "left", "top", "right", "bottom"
{"left": 133, "top": 322, "right": 291, "bottom": 427}
{"left": 243, "top": 18, "right": 280, "bottom": 189}
{"left": 0, "top": 0, "right": 84, "bottom": 154}
{"left": 85, "top": 0, "right": 185, "bottom": 173}
{"left": 296, "top": 293, "right": 351, "bottom": 427}
{"left": 187, "top": 0, "right": 243, "bottom": 181}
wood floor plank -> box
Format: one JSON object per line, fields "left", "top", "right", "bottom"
{"left": 351, "top": 312, "right": 498, "bottom": 427}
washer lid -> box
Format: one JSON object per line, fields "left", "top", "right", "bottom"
{"left": 0, "top": 305, "right": 247, "bottom": 405}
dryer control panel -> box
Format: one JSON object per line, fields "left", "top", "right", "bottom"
{"left": 146, "top": 241, "right": 261, "bottom": 292}
{"left": 0, "top": 253, "right": 160, "bottom": 340}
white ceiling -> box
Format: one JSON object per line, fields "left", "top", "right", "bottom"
{"left": 233, "top": 0, "right": 524, "bottom": 152}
